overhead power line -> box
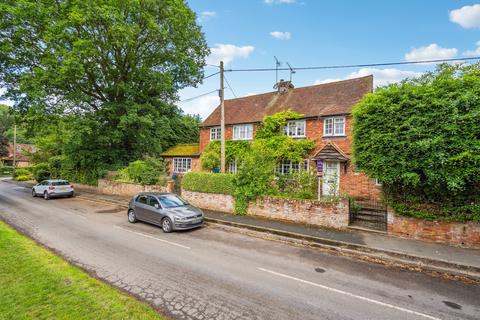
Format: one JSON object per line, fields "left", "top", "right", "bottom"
{"left": 203, "top": 71, "right": 220, "bottom": 80}
{"left": 178, "top": 89, "right": 218, "bottom": 103}
{"left": 225, "top": 56, "right": 480, "bottom": 73}
{"left": 224, "top": 74, "right": 237, "bottom": 98}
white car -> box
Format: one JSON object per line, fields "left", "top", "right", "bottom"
{"left": 32, "top": 180, "right": 74, "bottom": 200}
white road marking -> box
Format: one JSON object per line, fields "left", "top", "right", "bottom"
{"left": 114, "top": 226, "right": 191, "bottom": 250}
{"left": 257, "top": 267, "right": 441, "bottom": 320}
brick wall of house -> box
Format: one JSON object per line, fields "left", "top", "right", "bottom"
{"left": 387, "top": 210, "right": 480, "bottom": 248}
{"left": 198, "top": 116, "right": 379, "bottom": 201}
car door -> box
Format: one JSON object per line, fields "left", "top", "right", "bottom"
{"left": 144, "top": 196, "right": 163, "bottom": 225}
{"left": 36, "top": 181, "right": 47, "bottom": 194}
{"left": 134, "top": 195, "right": 149, "bottom": 221}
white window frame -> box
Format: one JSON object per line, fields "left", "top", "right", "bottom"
{"left": 210, "top": 127, "right": 221, "bottom": 141}
{"left": 323, "top": 116, "right": 346, "bottom": 137}
{"left": 173, "top": 158, "right": 192, "bottom": 173}
{"left": 276, "top": 159, "right": 309, "bottom": 175}
{"left": 233, "top": 124, "right": 253, "bottom": 140}
{"left": 375, "top": 177, "right": 382, "bottom": 186}
{"left": 284, "top": 120, "right": 306, "bottom": 138}
{"left": 227, "top": 160, "right": 238, "bottom": 174}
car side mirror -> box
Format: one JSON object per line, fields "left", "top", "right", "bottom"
{"left": 154, "top": 204, "right": 160, "bottom": 209}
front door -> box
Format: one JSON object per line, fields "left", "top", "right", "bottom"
{"left": 322, "top": 161, "right": 340, "bottom": 196}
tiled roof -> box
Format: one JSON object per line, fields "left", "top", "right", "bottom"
{"left": 1, "top": 144, "right": 36, "bottom": 161}
{"left": 202, "top": 75, "right": 373, "bottom": 127}
{"left": 160, "top": 144, "right": 200, "bottom": 157}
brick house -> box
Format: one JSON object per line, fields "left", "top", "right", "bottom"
{"left": 1, "top": 143, "right": 36, "bottom": 167}
{"left": 163, "top": 76, "right": 381, "bottom": 200}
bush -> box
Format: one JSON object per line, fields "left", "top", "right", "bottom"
{"left": 32, "top": 163, "right": 51, "bottom": 182}
{"left": 115, "top": 158, "right": 164, "bottom": 185}
{"left": 0, "top": 166, "right": 14, "bottom": 175}
{"left": 182, "top": 172, "right": 235, "bottom": 195}
{"left": 15, "top": 175, "right": 32, "bottom": 181}
{"left": 353, "top": 63, "right": 480, "bottom": 222}
{"left": 13, "top": 168, "right": 31, "bottom": 178}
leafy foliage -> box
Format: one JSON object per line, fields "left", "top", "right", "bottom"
{"left": 0, "top": 0, "right": 207, "bottom": 182}
{"left": 182, "top": 172, "right": 235, "bottom": 195}
{"left": 199, "top": 111, "right": 316, "bottom": 214}
{"left": 353, "top": 63, "right": 480, "bottom": 221}
{"left": 200, "top": 140, "right": 250, "bottom": 171}
{"left": 32, "top": 163, "right": 50, "bottom": 182}
{"left": 0, "top": 104, "right": 14, "bottom": 157}
{"left": 115, "top": 158, "right": 165, "bottom": 185}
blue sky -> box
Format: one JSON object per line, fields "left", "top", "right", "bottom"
{"left": 1, "top": 1, "right": 480, "bottom": 119}
{"left": 179, "top": 0, "right": 480, "bottom": 118}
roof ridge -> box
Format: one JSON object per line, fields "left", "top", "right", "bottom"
{"left": 224, "top": 75, "right": 373, "bottom": 102}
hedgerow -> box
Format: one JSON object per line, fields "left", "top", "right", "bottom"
{"left": 182, "top": 172, "right": 235, "bottom": 195}
{"left": 353, "top": 63, "right": 480, "bottom": 222}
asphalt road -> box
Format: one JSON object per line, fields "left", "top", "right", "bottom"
{"left": 0, "top": 180, "right": 479, "bottom": 320}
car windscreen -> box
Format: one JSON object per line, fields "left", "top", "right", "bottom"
{"left": 158, "top": 195, "right": 187, "bottom": 208}
{"left": 52, "top": 181, "right": 70, "bottom": 186}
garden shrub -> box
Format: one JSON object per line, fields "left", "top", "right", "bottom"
{"left": 15, "top": 175, "right": 32, "bottom": 181}
{"left": 115, "top": 158, "right": 164, "bottom": 185}
{"left": 0, "top": 166, "right": 14, "bottom": 175}
{"left": 182, "top": 172, "right": 235, "bottom": 195}
{"left": 32, "top": 163, "right": 51, "bottom": 182}
{"left": 13, "top": 168, "right": 33, "bottom": 181}
{"left": 353, "top": 63, "right": 480, "bottom": 222}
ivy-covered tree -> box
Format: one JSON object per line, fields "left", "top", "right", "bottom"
{"left": 352, "top": 63, "right": 480, "bottom": 221}
{"left": 0, "top": 0, "right": 208, "bottom": 180}
{"left": 0, "top": 104, "right": 14, "bottom": 157}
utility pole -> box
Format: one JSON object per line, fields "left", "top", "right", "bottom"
{"left": 12, "top": 124, "right": 16, "bottom": 167}
{"left": 220, "top": 61, "right": 226, "bottom": 173}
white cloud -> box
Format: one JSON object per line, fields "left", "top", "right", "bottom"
{"left": 206, "top": 44, "right": 255, "bottom": 66}
{"left": 198, "top": 11, "right": 216, "bottom": 22}
{"left": 314, "top": 68, "right": 422, "bottom": 87}
{"left": 264, "top": 0, "right": 296, "bottom": 4}
{"left": 269, "top": 31, "right": 291, "bottom": 40}
{"left": 179, "top": 94, "right": 219, "bottom": 120}
{"left": 463, "top": 41, "right": 480, "bottom": 57}
{"left": 404, "top": 43, "right": 458, "bottom": 62}
{"left": 449, "top": 4, "right": 480, "bottom": 29}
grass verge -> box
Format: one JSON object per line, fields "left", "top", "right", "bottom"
{"left": 0, "top": 220, "right": 166, "bottom": 320}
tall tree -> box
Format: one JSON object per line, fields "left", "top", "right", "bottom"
{"left": 0, "top": 0, "right": 208, "bottom": 166}
{"left": 0, "top": 104, "right": 14, "bottom": 157}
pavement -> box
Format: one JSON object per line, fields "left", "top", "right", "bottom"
{"left": 1, "top": 179, "right": 480, "bottom": 319}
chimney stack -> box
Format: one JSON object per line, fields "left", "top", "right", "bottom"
{"left": 274, "top": 79, "right": 294, "bottom": 94}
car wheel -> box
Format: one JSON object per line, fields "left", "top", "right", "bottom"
{"left": 43, "top": 191, "right": 50, "bottom": 200}
{"left": 69, "top": 191, "right": 74, "bottom": 198}
{"left": 32, "top": 189, "right": 36, "bottom": 197}
{"left": 128, "top": 209, "right": 137, "bottom": 223}
{"left": 162, "top": 217, "right": 173, "bottom": 233}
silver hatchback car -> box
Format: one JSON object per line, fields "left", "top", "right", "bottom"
{"left": 32, "top": 180, "right": 74, "bottom": 200}
{"left": 127, "top": 192, "right": 204, "bottom": 233}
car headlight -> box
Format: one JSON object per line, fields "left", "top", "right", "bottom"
{"left": 174, "top": 216, "right": 188, "bottom": 221}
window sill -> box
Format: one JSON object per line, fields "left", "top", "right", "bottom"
{"left": 322, "top": 135, "right": 347, "bottom": 139}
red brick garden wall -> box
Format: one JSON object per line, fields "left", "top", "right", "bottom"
{"left": 387, "top": 210, "right": 480, "bottom": 248}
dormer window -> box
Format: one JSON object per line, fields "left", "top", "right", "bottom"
{"left": 284, "top": 120, "right": 306, "bottom": 138}
{"left": 324, "top": 117, "right": 345, "bottom": 137}
{"left": 210, "top": 127, "right": 221, "bottom": 141}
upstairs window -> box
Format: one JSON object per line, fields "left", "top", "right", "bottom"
{"left": 233, "top": 124, "right": 253, "bottom": 140}
{"left": 284, "top": 120, "right": 306, "bottom": 138}
{"left": 210, "top": 127, "right": 221, "bottom": 141}
{"left": 324, "top": 117, "right": 345, "bottom": 137}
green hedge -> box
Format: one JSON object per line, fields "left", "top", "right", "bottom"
{"left": 0, "top": 166, "right": 14, "bottom": 175}
{"left": 182, "top": 172, "right": 235, "bottom": 195}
